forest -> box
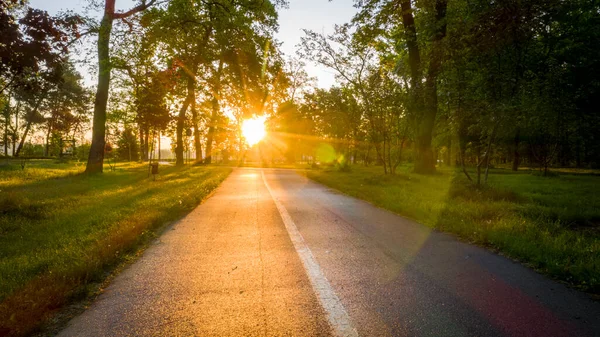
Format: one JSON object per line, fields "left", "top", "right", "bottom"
{"left": 291, "top": 0, "right": 600, "bottom": 180}
{"left": 1, "top": 0, "right": 597, "bottom": 181}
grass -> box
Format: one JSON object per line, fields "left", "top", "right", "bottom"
{"left": 305, "top": 165, "right": 600, "bottom": 294}
{"left": 0, "top": 159, "right": 231, "bottom": 336}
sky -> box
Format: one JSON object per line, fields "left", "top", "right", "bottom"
{"left": 28, "top": 0, "right": 358, "bottom": 88}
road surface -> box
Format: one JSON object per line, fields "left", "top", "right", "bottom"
{"left": 59, "top": 168, "right": 600, "bottom": 337}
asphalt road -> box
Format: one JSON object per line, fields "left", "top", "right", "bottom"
{"left": 59, "top": 168, "right": 600, "bottom": 337}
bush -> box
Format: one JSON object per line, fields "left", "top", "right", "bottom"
{"left": 116, "top": 128, "right": 139, "bottom": 161}
{"left": 337, "top": 161, "right": 352, "bottom": 172}
{"left": 76, "top": 143, "right": 91, "bottom": 161}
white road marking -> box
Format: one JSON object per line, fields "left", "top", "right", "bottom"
{"left": 261, "top": 170, "right": 358, "bottom": 337}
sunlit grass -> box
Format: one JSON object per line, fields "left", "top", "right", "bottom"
{"left": 0, "top": 159, "right": 85, "bottom": 189}
{"left": 0, "top": 160, "right": 231, "bottom": 335}
{"left": 305, "top": 165, "right": 600, "bottom": 293}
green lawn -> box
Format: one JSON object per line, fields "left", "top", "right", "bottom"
{"left": 305, "top": 165, "right": 600, "bottom": 293}
{"left": 0, "top": 160, "right": 231, "bottom": 336}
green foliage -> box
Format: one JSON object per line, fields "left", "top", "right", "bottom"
{"left": 0, "top": 0, "right": 88, "bottom": 158}
{"left": 0, "top": 1, "right": 81, "bottom": 89}
{"left": 295, "top": 0, "right": 600, "bottom": 176}
{"left": 336, "top": 160, "right": 352, "bottom": 172}
{"left": 116, "top": 128, "right": 139, "bottom": 161}
{"left": 76, "top": 142, "right": 90, "bottom": 162}
{"left": 107, "top": 0, "right": 286, "bottom": 165}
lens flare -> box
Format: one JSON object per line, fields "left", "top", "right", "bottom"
{"left": 242, "top": 116, "right": 266, "bottom": 146}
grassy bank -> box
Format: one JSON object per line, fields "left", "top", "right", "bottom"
{"left": 305, "top": 166, "right": 600, "bottom": 293}
{"left": 0, "top": 160, "right": 231, "bottom": 336}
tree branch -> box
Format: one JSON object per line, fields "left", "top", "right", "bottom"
{"left": 64, "top": 29, "right": 95, "bottom": 49}
{"left": 113, "top": 0, "right": 157, "bottom": 19}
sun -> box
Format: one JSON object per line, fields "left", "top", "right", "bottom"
{"left": 242, "top": 116, "right": 266, "bottom": 146}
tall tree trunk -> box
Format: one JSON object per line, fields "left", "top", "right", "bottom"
{"left": 393, "top": 137, "right": 407, "bottom": 173}
{"left": 512, "top": 128, "right": 521, "bottom": 171}
{"left": 85, "top": 0, "right": 155, "bottom": 173}
{"left": 15, "top": 93, "right": 45, "bottom": 157}
{"left": 149, "top": 129, "right": 156, "bottom": 161}
{"left": 204, "top": 59, "right": 223, "bottom": 164}
{"left": 144, "top": 129, "right": 149, "bottom": 161}
{"left": 85, "top": 1, "right": 114, "bottom": 173}
{"left": 204, "top": 100, "right": 217, "bottom": 164}
{"left": 399, "top": 0, "right": 422, "bottom": 88}
{"left": 414, "top": 114, "right": 436, "bottom": 173}
{"left": 44, "top": 120, "right": 53, "bottom": 157}
{"left": 416, "top": 54, "right": 440, "bottom": 174}
{"left": 374, "top": 140, "right": 386, "bottom": 173}
{"left": 157, "top": 130, "right": 161, "bottom": 161}
{"left": 482, "top": 123, "right": 498, "bottom": 184}
{"left": 175, "top": 80, "right": 194, "bottom": 166}
{"left": 399, "top": 0, "right": 430, "bottom": 173}
{"left": 190, "top": 83, "right": 202, "bottom": 162}
{"left": 14, "top": 120, "right": 31, "bottom": 157}
{"left": 458, "top": 118, "right": 472, "bottom": 182}
{"left": 139, "top": 127, "right": 146, "bottom": 161}
{"left": 189, "top": 29, "right": 213, "bottom": 163}
{"left": 387, "top": 137, "right": 394, "bottom": 175}
{"left": 414, "top": 0, "right": 447, "bottom": 174}
{"left": 4, "top": 105, "right": 8, "bottom": 156}
{"left": 147, "top": 130, "right": 153, "bottom": 161}
{"left": 3, "top": 124, "right": 6, "bottom": 156}
{"left": 460, "top": 149, "right": 472, "bottom": 182}
{"left": 12, "top": 104, "right": 18, "bottom": 156}
{"left": 484, "top": 151, "right": 492, "bottom": 184}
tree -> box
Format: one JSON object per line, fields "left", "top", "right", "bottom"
{"left": 42, "top": 62, "right": 90, "bottom": 157}
{"left": 352, "top": 0, "right": 448, "bottom": 174}
{"left": 11, "top": 59, "right": 67, "bottom": 156}
{"left": 145, "top": 0, "right": 283, "bottom": 165}
{"left": 200, "top": 0, "right": 282, "bottom": 164}
{"left": 116, "top": 127, "right": 139, "bottom": 161}
{"left": 0, "top": 1, "right": 84, "bottom": 157}
{"left": 85, "top": 0, "right": 157, "bottom": 173}
{"left": 0, "top": 1, "right": 80, "bottom": 95}
{"left": 299, "top": 26, "right": 376, "bottom": 165}
{"left": 144, "top": 0, "right": 213, "bottom": 165}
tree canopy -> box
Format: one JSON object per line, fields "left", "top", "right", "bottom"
{"left": 1, "top": 0, "right": 598, "bottom": 178}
